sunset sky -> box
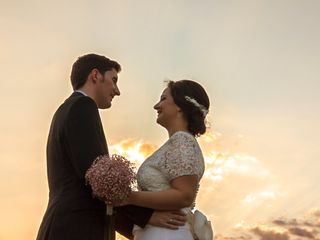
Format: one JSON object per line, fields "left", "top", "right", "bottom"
{"left": 1, "top": 0, "right": 320, "bottom": 239}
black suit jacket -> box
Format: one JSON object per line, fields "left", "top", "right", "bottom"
{"left": 36, "top": 92, "right": 153, "bottom": 240}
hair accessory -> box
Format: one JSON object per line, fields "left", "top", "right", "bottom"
{"left": 185, "top": 96, "right": 208, "bottom": 117}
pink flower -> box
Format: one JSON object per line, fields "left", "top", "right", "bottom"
{"left": 85, "top": 154, "right": 136, "bottom": 205}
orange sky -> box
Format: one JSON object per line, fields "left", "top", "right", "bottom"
{"left": 1, "top": 0, "right": 320, "bottom": 239}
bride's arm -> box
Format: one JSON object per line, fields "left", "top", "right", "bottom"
{"left": 128, "top": 175, "right": 198, "bottom": 210}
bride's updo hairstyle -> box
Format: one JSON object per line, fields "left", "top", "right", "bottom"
{"left": 168, "top": 80, "right": 210, "bottom": 137}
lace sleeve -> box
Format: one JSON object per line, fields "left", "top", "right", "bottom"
{"left": 160, "top": 132, "right": 204, "bottom": 181}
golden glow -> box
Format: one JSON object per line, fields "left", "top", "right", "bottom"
{"left": 201, "top": 150, "right": 269, "bottom": 181}
{"left": 2, "top": 2, "right": 320, "bottom": 239}
{"left": 108, "top": 136, "right": 263, "bottom": 179}
{"left": 116, "top": 233, "right": 127, "bottom": 240}
{"left": 109, "top": 139, "right": 156, "bottom": 166}
{"left": 243, "top": 191, "right": 276, "bottom": 204}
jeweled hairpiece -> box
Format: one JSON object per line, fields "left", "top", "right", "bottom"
{"left": 185, "top": 96, "right": 208, "bottom": 117}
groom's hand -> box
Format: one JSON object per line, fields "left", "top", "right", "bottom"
{"left": 148, "top": 210, "right": 187, "bottom": 229}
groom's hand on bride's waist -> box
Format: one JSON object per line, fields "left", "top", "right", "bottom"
{"left": 148, "top": 210, "right": 187, "bottom": 230}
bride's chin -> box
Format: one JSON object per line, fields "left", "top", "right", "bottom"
{"left": 156, "top": 119, "right": 164, "bottom": 127}
{"left": 159, "top": 123, "right": 169, "bottom": 131}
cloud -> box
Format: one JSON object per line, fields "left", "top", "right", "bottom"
{"left": 272, "top": 218, "right": 298, "bottom": 227}
{"left": 308, "top": 208, "right": 320, "bottom": 218}
{"left": 304, "top": 208, "right": 320, "bottom": 228}
{"left": 215, "top": 234, "right": 251, "bottom": 240}
{"left": 111, "top": 135, "right": 271, "bottom": 185}
{"left": 109, "top": 137, "right": 319, "bottom": 240}
{"left": 203, "top": 150, "right": 270, "bottom": 182}
{"left": 223, "top": 209, "right": 320, "bottom": 240}
{"left": 288, "top": 227, "right": 315, "bottom": 239}
{"left": 109, "top": 139, "right": 157, "bottom": 165}
{"left": 139, "top": 142, "right": 157, "bottom": 157}
{"left": 243, "top": 191, "right": 276, "bottom": 204}
{"left": 251, "top": 225, "right": 289, "bottom": 240}
{"left": 190, "top": 132, "right": 283, "bottom": 234}
{"left": 272, "top": 219, "right": 288, "bottom": 226}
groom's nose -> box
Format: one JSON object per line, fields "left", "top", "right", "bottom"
{"left": 114, "top": 83, "right": 120, "bottom": 96}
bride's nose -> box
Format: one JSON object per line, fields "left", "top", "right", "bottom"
{"left": 154, "top": 102, "right": 160, "bottom": 110}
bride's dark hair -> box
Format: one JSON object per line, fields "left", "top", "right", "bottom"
{"left": 168, "top": 80, "right": 210, "bottom": 136}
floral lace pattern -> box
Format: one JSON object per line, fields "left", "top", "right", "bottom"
{"left": 137, "top": 131, "right": 205, "bottom": 208}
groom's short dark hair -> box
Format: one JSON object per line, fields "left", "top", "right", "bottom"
{"left": 70, "top": 53, "right": 121, "bottom": 90}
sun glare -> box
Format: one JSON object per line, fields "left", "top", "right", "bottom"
{"left": 109, "top": 139, "right": 156, "bottom": 167}
{"left": 109, "top": 135, "right": 263, "bottom": 184}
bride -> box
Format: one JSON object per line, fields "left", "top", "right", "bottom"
{"left": 127, "top": 80, "right": 211, "bottom": 240}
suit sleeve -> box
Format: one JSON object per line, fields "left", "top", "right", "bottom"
{"left": 115, "top": 205, "right": 154, "bottom": 238}
{"left": 65, "top": 97, "right": 106, "bottom": 181}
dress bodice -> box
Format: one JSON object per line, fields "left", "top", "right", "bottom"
{"left": 137, "top": 131, "right": 205, "bottom": 207}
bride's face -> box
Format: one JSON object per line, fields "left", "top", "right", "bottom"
{"left": 153, "top": 87, "right": 180, "bottom": 128}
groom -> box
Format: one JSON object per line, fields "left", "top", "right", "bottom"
{"left": 36, "top": 54, "right": 186, "bottom": 240}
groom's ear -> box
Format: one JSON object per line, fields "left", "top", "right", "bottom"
{"left": 89, "top": 69, "right": 99, "bottom": 84}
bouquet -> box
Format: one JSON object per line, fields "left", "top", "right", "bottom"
{"left": 85, "top": 154, "right": 136, "bottom": 240}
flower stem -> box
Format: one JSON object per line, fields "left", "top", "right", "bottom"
{"left": 105, "top": 204, "right": 115, "bottom": 240}
{"left": 106, "top": 204, "right": 113, "bottom": 216}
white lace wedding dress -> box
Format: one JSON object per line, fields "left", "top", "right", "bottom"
{"left": 133, "top": 131, "right": 205, "bottom": 240}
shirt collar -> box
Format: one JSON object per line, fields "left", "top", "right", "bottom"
{"left": 75, "top": 90, "right": 88, "bottom": 96}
